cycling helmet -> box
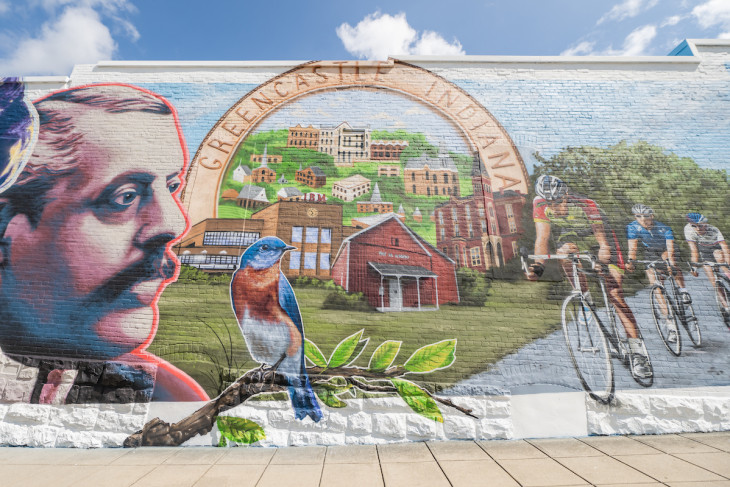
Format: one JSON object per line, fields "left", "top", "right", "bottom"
{"left": 535, "top": 175, "right": 568, "bottom": 201}
{"left": 686, "top": 212, "right": 708, "bottom": 224}
{"left": 632, "top": 204, "right": 654, "bottom": 216}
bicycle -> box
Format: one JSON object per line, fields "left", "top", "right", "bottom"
{"left": 636, "top": 260, "right": 700, "bottom": 355}
{"left": 522, "top": 252, "right": 654, "bottom": 404}
{"left": 691, "top": 261, "right": 730, "bottom": 328}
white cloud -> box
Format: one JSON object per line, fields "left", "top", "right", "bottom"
{"left": 561, "top": 25, "right": 657, "bottom": 56}
{"left": 692, "top": 0, "right": 730, "bottom": 38}
{"left": 1, "top": 6, "right": 115, "bottom": 75}
{"left": 560, "top": 41, "right": 597, "bottom": 56}
{"left": 621, "top": 25, "right": 657, "bottom": 55}
{"left": 597, "top": 0, "right": 659, "bottom": 25}
{"left": 1, "top": 0, "right": 138, "bottom": 75}
{"left": 661, "top": 15, "right": 683, "bottom": 27}
{"left": 336, "top": 11, "right": 464, "bottom": 60}
{"left": 0, "top": 1, "right": 10, "bottom": 15}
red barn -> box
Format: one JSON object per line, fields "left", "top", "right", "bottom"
{"left": 332, "top": 215, "right": 459, "bottom": 311}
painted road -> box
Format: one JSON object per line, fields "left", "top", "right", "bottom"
{"left": 447, "top": 274, "right": 730, "bottom": 396}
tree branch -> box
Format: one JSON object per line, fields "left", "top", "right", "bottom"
{"left": 124, "top": 365, "right": 476, "bottom": 447}
{"left": 123, "top": 367, "right": 286, "bottom": 447}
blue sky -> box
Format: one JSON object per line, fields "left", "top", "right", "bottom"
{"left": 1, "top": 0, "right": 729, "bottom": 76}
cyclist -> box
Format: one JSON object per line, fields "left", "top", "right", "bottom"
{"left": 685, "top": 213, "right": 730, "bottom": 312}
{"left": 526, "top": 175, "right": 652, "bottom": 380}
{"left": 626, "top": 204, "right": 690, "bottom": 343}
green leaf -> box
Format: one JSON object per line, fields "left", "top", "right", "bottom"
{"left": 314, "top": 377, "right": 351, "bottom": 394}
{"left": 316, "top": 388, "right": 348, "bottom": 408}
{"left": 368, "top": 340, "right": 402, "bottom": 371}
{"left": 391, "top": 378, "right": 443, "bottom": 423}
{"left": 328, "top": 329, "right": 364, "bottom": 368}
{"left": 346, "top": 338, "right": 370, "bottom": 366}
{"left": 218, "top": 436, "right": 228, "bottom": 447}
{"left": 304, "top": 339, "right": 328, "bottom": 367}
{"left": 403, "top": 339, "right": 456, "bottom": 373}
{"left": 216, "top": 416, "right": 266, "bottom": 444}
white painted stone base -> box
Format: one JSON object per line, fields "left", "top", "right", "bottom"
{"left": 0, "top": 386, "right": 727, "bottom": 447}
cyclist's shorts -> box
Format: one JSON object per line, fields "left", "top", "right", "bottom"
{"left": 698, "top": 245, "right": 722, "bottom": 262}
{"left": 556, "top": 236, "right": 622, "bottom": 268}
{"left": 644, "top": 248, "right": 678, "bottom": 264}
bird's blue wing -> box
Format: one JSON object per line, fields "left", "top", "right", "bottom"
{"left": 278, "top": 271, "right": 303, "bottom": 334}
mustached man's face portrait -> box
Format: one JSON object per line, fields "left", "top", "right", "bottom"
{"left": 0, "top": 85, "right": 188, "bottom": 361}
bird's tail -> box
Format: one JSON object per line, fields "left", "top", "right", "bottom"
{"left": 287, "top": 373, "right": 323, "bottom": 422}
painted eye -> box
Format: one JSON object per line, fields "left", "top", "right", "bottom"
{"left": 261, "top": 244, "right": 269, "bottom": 250}
{"left": 168, "top": 179, "right": 181, "bottom": 193}
{"left": 110, "top": 187, "right": 139, "bottom": 208}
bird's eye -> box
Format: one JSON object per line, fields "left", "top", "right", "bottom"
{"left": 261, "top": 244, "right": 269, "bottom": 250}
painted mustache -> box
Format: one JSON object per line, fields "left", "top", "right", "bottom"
{"left": 87, "top": 247, "right": 177, "bottom": 306}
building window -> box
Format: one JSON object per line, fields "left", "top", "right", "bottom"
{"left": 470, "top": 247, "right": 482, "bottom": 266}
{"left": 454, "top": 222, "right": 460, "bottom": 237}
{"left": 391, "top": 237, "right": 399, "bottom": 246}
{"left": 443, "top": 174, "right": 449, "bottom": 183}
{"left": 427, "top": 187, "right": 430, "bottom": 196}
{"left": 203, "top": 231, "right": 260, "bottom": 246}
{"left": 321, "top": 228, "right": 332, "bottom": 244}
{"left": 432, "top": 174, "right": 437, "bottom": 182}
{"left": 453, "top": 245, "right": 460, "bottom": 266}
{"left": 292, "top": 227, "right": 303, "bottom": 243}
{"left": 412, "top": 184, "right": 416, "bottom": 193}
{"left": 320, "top": 253, "right": 330, "bottom": 270}
{"left": 468, "top": 223, "right": 474, "bottom": 238}
{"left": 438, "top": 211, "right": 444, "bottom": 225}
{"left": 440, "top": 227, "right": 445, "bottom": 240}
{"left": 289, "top": 251, "right": 301, "bottom": 270}
{"left": 512, "top": 241, "right": 519, "bottom": 258}
{"left": 451, "top": 207, "right": 458, "bottom": 221}
{"left": 489, "top": 205, "right": 495, "bottom": 217}
{"left": 306, "top": 227, "right": 319, "bottom": 243}
{"left": 465, "top": 206, "right": 471, "bottom": 219}
{"left": 304, "top": 252, "right": 317, "bottom": 269}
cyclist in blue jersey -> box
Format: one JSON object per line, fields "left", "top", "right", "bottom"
{"left": 626, "top": 204, "right": 691, "bottom": 305}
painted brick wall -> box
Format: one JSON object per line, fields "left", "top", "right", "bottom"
{"left": 0, "top": 39, "right": 728, "bottom": 447}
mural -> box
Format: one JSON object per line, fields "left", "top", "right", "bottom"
{"left": 0, "top": 53, "right": 729, "bottom": 447}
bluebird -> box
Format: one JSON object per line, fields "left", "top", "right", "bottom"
{"left": 230, "top": 236, "right": 322, "bottom": 422}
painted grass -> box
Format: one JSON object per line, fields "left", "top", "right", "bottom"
{"left": 151, "top": 279, "right": 562, "bottom": 397}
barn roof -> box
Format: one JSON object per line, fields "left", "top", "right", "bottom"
{"left": 334, "top": 214, "right": 454, "bottom": 265}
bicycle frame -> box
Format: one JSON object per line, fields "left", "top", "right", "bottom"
{"left": 524, "top": 253, "right": 625, "bottom": 355}
{"left": 640, "top": 260, "right": 685, "bottom": 323}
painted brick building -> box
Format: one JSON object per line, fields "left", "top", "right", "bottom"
{"left": 175, "top": 201, "right": 354, "bottom": 278}
{"left": 332, "top": 215, "right": 459, "bottom": 311}
{"left": 296, "top": 165, "right": 326, "bottom": 188}
{"left": 435, "top": 155, "right": 526, "bottom": 270}
{"left": 404, "top": 150, "right": 460, "bottom": 197}
{"left": 356, "top": 182, "right": 393, "bottom": 213}
{"left": 287, "top": 124, "right": 319, "bottom": 149}
{"left": 370, "top": 140, "right": 409, "bottom": 161}
{"left": 332, "top": 174, "right": 371, "bottom": 202}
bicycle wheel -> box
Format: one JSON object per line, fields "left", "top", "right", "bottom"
{"left": 604, "top": 302, "right": 629, "bottom": 365}
{"left": 715, "top": 278, "right": 730, "bottom": 329}
{"left": 562, "top": 295, "right": 614, "bottom": 403}
{"left": 650, "top": 285, "right": 681, "bottom": 356}
{"left": 681, "top": 300, "right": 701, "bottom": 347}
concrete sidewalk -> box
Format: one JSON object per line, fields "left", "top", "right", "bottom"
{"left": 0, "top": 432, "right": 728, "bottom": 486}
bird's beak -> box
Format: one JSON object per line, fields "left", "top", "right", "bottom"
{"left": 284, "top": 245, "right": 297, "bottom": 252}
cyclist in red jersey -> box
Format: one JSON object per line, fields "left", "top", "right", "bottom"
{"left": 526, "top": 175, "right": 651, "bottom": 380}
